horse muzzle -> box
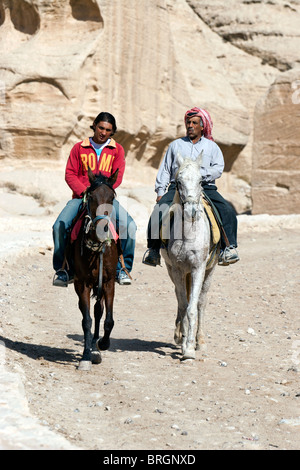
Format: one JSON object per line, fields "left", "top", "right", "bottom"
{"left": 183, "top": 201, "right": 199, "bottom": 223}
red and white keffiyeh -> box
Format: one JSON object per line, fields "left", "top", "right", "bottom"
{"left": 184, "top": 107, "right": 214, "bottom": 141}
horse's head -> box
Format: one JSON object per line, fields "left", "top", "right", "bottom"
{"left": 86, "top": 167, "right": 119, "bottom": 243}
{"left": 175, "top": 151, "right": 203, "bottom": 222}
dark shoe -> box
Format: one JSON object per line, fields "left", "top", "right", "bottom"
{"left": 53, "top": 270, "right": 73, "bottom": 287}
{"left": 218, "top": 246, "right": 240, "bottom": 266}
{"left": 142, "top": 248, "right": 161, "bottom": 267}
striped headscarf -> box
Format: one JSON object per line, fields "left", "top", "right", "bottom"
{"left": 184, "top": 107, "right": 214, "bottom": 141}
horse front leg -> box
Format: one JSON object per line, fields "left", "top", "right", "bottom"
{"left": 75, "top": 282, "right": 93, "bottom": 371}
{"left": 183, "top": 268, "right": 206, "bottom": 360}
{"left": 196, "top": 268, "right": 215, "bottom": 352}
{"left": 91, "top": 299, "right": 103, "bottom": 364}
{"left": 97, "top": 279, "right": 115, "bottom": 351}
{"left": 169, "top": 267, "right": 188, "bottom": 347}
{"left": 174, "top": 284, "right": 188, "bottom": 346}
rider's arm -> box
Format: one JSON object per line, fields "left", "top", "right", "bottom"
{"left": 65, "top": 143, "right": 88, "bottom": 198}
{"left": 201, "top": 141, "right": 224, "bottom": 184}
{"left": 155, "top": 144, "right": 174, "bottom": 198}
{"left": 111, "top": 143, "right": 126, "bottom": 189}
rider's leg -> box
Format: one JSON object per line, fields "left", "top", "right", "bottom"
{"left": 52, "top": 198, "right": 82, "bottom": 277}
{"left": 143, "top": 184, "right": 176, "bottom": 266}
{"left": 202, "top": 185, "right": 239, "bottom": 265}
{"left": 112, "top": 199, "right": 137, "bottom": 284}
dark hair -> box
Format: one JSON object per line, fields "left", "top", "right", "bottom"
{"left": 91, "top": 112, "right": 117, "bottom": 134}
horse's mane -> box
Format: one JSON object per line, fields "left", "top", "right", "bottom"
{"left": 176, "top": 158, "right": 199, "bottom": 176}
{"left": 175, "top": 158, "right": 203, "bottom": 186}
{"left": 173, "top": 158, "right": 203, "bottom": 206}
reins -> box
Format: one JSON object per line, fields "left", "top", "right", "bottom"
{"left": 175, "top": 177, "right": 223, "bottom": 268}
{"left": 83, "top": 182, "right": 116, "bottom": 300}
{"left": 175, "top": 179, "right": 202, "bottom": 223}
{"left": 82, "top": 181, "right": 132, "bottom": 300}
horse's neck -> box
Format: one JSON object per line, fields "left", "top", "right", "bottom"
{"left": 172, "top": 200, "right": 207, "bottom": 242}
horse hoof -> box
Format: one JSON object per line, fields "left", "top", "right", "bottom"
{"left": 91, "top": 350, "right": 102, "bottom": 365}
{"left": 78, "top": 360, "right": 92, "bottom": 371}
{"left": 97, "top": 338, "right": 110, "bottom": 351}
{"left": 180, "top": 357, "right": 194, "bottom": 363}
{"left": 181, "top": 348, "right": 195, "bottom": 361}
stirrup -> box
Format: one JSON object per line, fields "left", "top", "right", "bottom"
{"left": 142, "top": 248, "right": 161, "bottom": 267}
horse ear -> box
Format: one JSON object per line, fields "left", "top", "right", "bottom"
{"left": 176, "top": 152, "right": 184, "bottom": 168}
{"left": 88, "top": 166, "right": 96, "bottom": 184}
{"left": 109, "top": 169, "right": 119, "bottom": 187}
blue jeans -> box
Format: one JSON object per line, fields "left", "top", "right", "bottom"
{"left": 52, "top": 198, "right": 136, "bottom": 275}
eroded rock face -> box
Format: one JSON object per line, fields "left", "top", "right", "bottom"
{"left": 252, "top": 68, "right": 300, "bottom": 215}
{"left": 187, "top": 0, "right": 300, "bottom": 72}
{"left": 0, "top": 0, "right": 299, "bottom": 214}
{"left": 0, "top": 0, "right": 103, "bottom": 162}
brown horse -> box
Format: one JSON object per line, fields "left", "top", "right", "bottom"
{"left": 72, "top": 168, "right": 119, "bottom": 371}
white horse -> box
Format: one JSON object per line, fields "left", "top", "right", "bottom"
{"left": 161, "top": 151, "right": 219, "bottom": 360}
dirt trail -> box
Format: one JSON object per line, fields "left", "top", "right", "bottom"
{"left": 0, "top": 229, "right": 299, "bottom": 450}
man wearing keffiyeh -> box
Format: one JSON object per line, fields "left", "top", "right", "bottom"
{"left": 143, "top": 106, "right": 239, "bottom": 267}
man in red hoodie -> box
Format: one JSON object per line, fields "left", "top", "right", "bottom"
{"left": 52, "top": 112, "right": 136, "bottom": 286}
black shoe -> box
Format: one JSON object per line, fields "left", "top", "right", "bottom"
{"left": 53, "top": 270, "right": 74, "bottom": 287}
{"left": 142, "top": 248, "right": 161, "bottom": 267}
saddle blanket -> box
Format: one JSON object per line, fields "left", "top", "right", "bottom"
{"left": 203, "top": 197, "right": 221, "bottom": 245}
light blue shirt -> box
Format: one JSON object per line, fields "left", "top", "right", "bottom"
{"left": 89, "top": 138, "right": 111, "bottom": 161}
{"left": 155, "top": 136, "right": 224, "bottom": 197}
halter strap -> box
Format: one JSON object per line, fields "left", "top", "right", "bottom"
{"left": 92, "top": 214, "right": 111, "bottom": 226}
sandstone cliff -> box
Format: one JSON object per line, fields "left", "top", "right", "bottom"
{"left": 0, "top": 0, "right": 299, "bottom": 214}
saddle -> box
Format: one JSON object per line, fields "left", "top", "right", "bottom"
{"left": 160, "top": 194, "right": 221, "bottom": 268}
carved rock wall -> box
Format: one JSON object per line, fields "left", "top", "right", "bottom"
{"left": 0, "top": 0, "right": 299, "bottom": 214}
{"left": 252, "top": 68, "right": 300, "bottom": 214}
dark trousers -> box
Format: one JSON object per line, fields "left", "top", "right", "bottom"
{"left": 147, "top": 183, "right": 238, "bottom": 250}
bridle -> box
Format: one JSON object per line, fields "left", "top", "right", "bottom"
{"left": 82, "top": 181, "right": 116, "bottom": 300}
{"left": 175, "top": 178, "right": 202, "bottom": 222}
{"left": 83, "top": 182, "right": 115, "bottom": 252}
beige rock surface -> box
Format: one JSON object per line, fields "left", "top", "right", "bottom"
{"left": 252, "top": 67, "right": 300, "bottom": 214}
{"left": 1, "top": 0, "right": 299, "bottom": 214}
{"left": 188, "top": 0, "right": 300, "bottom": 71}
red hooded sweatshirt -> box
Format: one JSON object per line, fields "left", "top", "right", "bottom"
{"left": 65, "top": 137, "right": 125, "bottom": 198}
